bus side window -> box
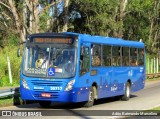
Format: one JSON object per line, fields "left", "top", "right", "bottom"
{"left": 122, "top": 47, "right": 129, "bottom": 66}
{"left": 80, "top": 46, "right": 90, "bottom": 76}
{"left": 138, "top": 48, "right": 144, "bottom": 66}
{"left": 130, "top": 48, "right": 138, "bottom": 66}
{"left": 91, "top": 44, "right": 101, "bottom": 67}
{"left": 112, "top": 46, "right": 121, "bottom": 66}
{"left": 102, "top": 45, "right": 111, "bottom": 66}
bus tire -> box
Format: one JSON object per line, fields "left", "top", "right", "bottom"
{"left": 121, "top": 82, "right": 131, "bottom": 101}
{"left": 84, "top": 86, "right": 95, "bottom": 107}
{"left": 39, "top": 101, "right": 51, "bottom": 108}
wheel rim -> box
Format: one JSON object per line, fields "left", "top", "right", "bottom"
{"left": 126, "top": 84, "right": 130, "bottom": 97}
{"left": 89, "top": 91, "right": 93, "bottom": 102}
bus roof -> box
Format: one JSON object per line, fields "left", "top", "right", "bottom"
{"left": 28, "top": 32, "right": 144, "bottom": 48}
{"left": 63, "top": 32, "right": 145, "bottom": 48}
{"left": 28, "top": 32, "right": 79, "bottom": 38}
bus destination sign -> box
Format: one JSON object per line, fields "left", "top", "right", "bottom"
{"left": 34, "top": 38, "right": 73, "bottom": 44}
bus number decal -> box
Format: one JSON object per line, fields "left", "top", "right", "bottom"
{"left": 50, "top": 87, "right": 62, "bottom": 91}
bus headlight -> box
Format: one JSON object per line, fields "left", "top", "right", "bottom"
{"left": 64, "top": 79, "right": 75, "bottom": 91}
{"left": 22, "top": 78, "right": 30, "bottom": 90}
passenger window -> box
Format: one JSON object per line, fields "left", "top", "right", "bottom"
{"left": 122, "top": 47, "right": 129, "bottom": 66}
{"left": 130, "top": 48, "right": 138, "bottom": 66}
{"left": 112, "top": 46, "right": 121, "bottom": 66}
{"left": 80, "top": 46, "right": 90, "bottom": 76}
{"left": 91, "top": 44, "right": 101, "bottom": 67}
{"left": 102, "top": 45, "right": 111, "bottom": 66}
{"left": 138, "top": 48, "right": 144, "bottom": 66}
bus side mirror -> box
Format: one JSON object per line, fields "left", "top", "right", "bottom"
{"left": 17, "top": 48, "right": 21, "bottom": 57}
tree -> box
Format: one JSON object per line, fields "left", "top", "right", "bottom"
{"left": 0, "top": 0, "right": 63, "bottom": 42}
{"left": 62, "top": 0, "right": 69, "bottom": 32}
{"left": 124, "top": 0, "right": 160, "bottom": 53}
{"left": 68, "top": 0, "right": 127, "bottom": 37}
{"left": 0, "top": 0, "right": 159, "bottom": 53}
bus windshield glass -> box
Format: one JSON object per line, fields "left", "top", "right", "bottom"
{"left": 23, "top": 38, "right": 77, "bottom": 78}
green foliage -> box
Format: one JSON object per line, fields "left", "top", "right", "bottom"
{"left": 0, "top": 96, "right": 14, "bottom": 107}
{"left": 69, "top": 0, "right": 120, "bottom": 36}
{"left": 68, "top": 0, "right": 160, "bottom": 53}
{"left": 1, "top": 0, "right": 159, "bottom": 54}
{"left": 151, "top": 106, "right": 160, "bottom": 110}
{"left": 0, "top": 46, "right": 22, "bottom": 87}
{"left": 9, "top": 35, "right": 19, "bottom": 46}
{"left": 39, "top": 11, "right": 51, "bottom": 32}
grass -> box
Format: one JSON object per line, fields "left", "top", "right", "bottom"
{"left": 0, "top": 93, "right": 36, "bottom": 107}
{"left": 152, "top": 106, "right": 160, "bottom": 110}
{"left": 0, "top": 96, "right": 16, "bottom": 107}
{"left": 0, "top": 92, "right": 22, "bottom": 107}
{"left": 0, "top": 78, "right": 19, "bottom": 87}
{"left": 0, "top": 46, "right": 22, "bottom": 87}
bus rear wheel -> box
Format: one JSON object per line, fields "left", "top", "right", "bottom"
{"left": 84, "top": 86, "right": 95, "bottom": 107}
{"left": 121, "top": 82, "right": 131, "bottom": 101}
{"left": 39, "top": 101, "right": 51, "bottom": 108}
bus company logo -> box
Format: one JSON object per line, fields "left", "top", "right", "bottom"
{"left": 2, "top": 111, "right": 11, "bottom": 116}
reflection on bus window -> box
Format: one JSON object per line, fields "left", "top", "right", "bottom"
{"left": 122, "top": 47, "right": 129, "bottom": 66}
{"left": 80, "top": 47, "right": 90, "bottom": 75}
{"left": 102, "top": 45, "right": 111, "bottom": 66}
{"left": 130, "top": 48, "right": 138, "bottom": 66}
{"left": 112, "top": 46, "right": 121, "bottom": 66}
{"left": 138, "top": 48, "right": 144, "bottom": 66}
{"left": 23, "top": 45, "right": 77, "bottom": 78}
{"left": 91, "top": 44, "right": 101, "bottom": 67}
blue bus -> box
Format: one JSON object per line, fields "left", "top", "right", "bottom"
{"left": 19, "top": 32, "right": 145, "bottom": 107}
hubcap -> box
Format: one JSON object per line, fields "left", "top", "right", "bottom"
{"left": 126, "top": 85, "right": 130, "bottom": 97}
{"left": 89, "top": 91, "right": 93, "bottom": 102}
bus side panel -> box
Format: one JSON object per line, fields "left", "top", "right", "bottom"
{"left": 111, "top": 67, "right": 130, "bottom": 96}
{"left": 77, "top": 72, "right": 91, "bottom": 102}
{"left": 131, "top": 66, "right": 145, "bottom": 92}
{"left": 96, "top": 67, "right": 112, "bottom": 99}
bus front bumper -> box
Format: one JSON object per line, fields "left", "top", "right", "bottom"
{"left": 20, "top": 86, "right": 89, "bottom": 102}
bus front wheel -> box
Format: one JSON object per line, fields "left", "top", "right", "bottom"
{"left": 84, "top": 86, "right": 95, "bottom": 107}
{"left": 39, "top": 101, "right": 51, "bottom": 108}
{"left": 121, "top": 82, "right": 131, "bottom": 101}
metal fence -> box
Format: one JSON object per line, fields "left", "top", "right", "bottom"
{"left": 146, "top": 55, "right": 160, "bottom": 74}
{"left": 0, "top": 87, "right": 19, "bottom": 98}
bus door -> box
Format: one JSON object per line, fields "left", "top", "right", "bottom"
{"left": 78, "top": 45, "right": 90, "bottom": 102}
{"left": 90, "top": 44, "right": 105, "bottom": 98}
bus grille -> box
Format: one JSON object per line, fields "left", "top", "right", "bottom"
{"left": 30, "top": 80, "right": 63, "bottom": 86}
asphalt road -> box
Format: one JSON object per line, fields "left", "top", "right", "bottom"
{"left": 1, "top": 79, "right": 160, "bottom": 119}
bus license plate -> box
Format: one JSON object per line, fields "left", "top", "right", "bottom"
{"left": 41, "top": 93, "right": 51, "bottom": 98}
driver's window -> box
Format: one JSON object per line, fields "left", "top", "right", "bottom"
{"left": 80, "top": 46, "right": 90, "bottom": 76}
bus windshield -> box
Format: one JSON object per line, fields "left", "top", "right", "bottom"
{"left": 23, "top": 43, "right": 77, "bottom": 78}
